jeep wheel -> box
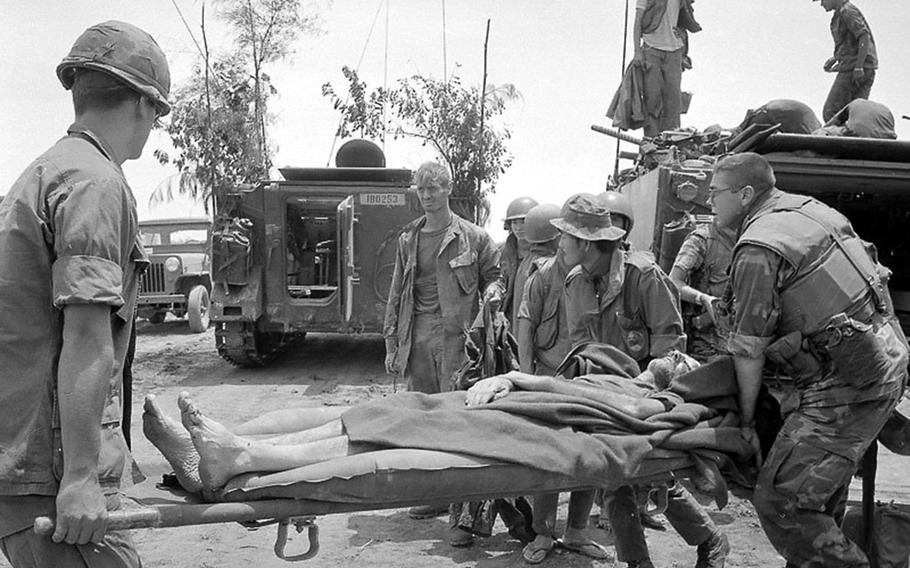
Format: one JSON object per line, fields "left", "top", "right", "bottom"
{"left": 187, "top": 285, "right": 210, "bottom": 333}
{"left": 148, "top": 312, "right": 166, "bottom": 324}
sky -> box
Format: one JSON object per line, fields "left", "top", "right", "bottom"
{"left": 2, "top": 1, "right": 908, "bottom": 241}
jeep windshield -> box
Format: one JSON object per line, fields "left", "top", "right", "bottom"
{"left": 139, "top": 221, "right": 211, "bottom": 253}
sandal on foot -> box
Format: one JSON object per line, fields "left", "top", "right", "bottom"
{"left": 558, "top": 538, "right": 612, "bottom": 561}
{"left": 522, "top": 536, "right": 555, "bottom": 565}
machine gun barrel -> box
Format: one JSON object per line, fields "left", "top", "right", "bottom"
{"left": 591, "top": 124, "right": 644, "bottom": 146}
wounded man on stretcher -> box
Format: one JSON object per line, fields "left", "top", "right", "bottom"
{"left": 144, "top": 346, "right": 764, "bottom": 505}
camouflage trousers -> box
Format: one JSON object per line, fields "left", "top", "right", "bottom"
{"left": 754, "top": 391, "right": 901, "bottom": 568}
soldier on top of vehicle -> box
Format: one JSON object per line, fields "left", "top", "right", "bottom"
{"left": 814, "top": 0, "right": 878, "bottom": 122}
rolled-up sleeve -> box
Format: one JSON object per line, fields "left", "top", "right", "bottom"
{"left": 842, "top": 5, "right": 871, "bottom": 40}
{"left": 51, "top": 177, "right": 126, "bottom": 308}
{"left": 671, "top": 228, "right": 707, "bottom": 279}
{"left": 726, "top": 245, "right": 783, "bottom": 358}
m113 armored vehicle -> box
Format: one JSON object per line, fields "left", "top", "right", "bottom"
{"left": 209, "top": 140, "right": 422, "bottom": 366}
{"left": 596, "top": 122, "right": 910, "bottom": 331}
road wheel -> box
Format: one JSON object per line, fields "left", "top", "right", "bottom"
{"left": 148, "top": 312, "right": 166, "bottom": 324}
{"left": 187, "top": 285, "right": 210, "bottom": 333}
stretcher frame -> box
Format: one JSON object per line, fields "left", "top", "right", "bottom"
{"left": 33, "top": 450, "right": 702, "bottom": 562}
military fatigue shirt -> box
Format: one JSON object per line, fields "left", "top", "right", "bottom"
{"left": 517, "top": 251, "right": 571, "bottom": 374}
{"left": 673, "top": 222, "right": 734, "bottom": 354}
{"left": 565, "top": 247, "right": 685, "bottom": 365}
{"left": 0, "top": 125, "right": 144, "bottom": 534}
{"left": 384, "top": 214, "right": 501, "bottom": 375}
{"left": 831, "top": 1, "right": 878, "bottom": 70}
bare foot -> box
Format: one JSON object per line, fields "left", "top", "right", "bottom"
{"left": 142, "top": 395, "right": 203, "bottom": 493}
{"left": 178, "top": 392, "right": 253, "bottom": 491}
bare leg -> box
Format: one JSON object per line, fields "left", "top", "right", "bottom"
{"left": 259, "top": 419, "right": 344, "bottom": 445}
{"left": 178, "top": 392, "right": 353, "bottom": 491}
{"left": 233, "top": 406, "right": 348, "bottom": 436}
{"left": 142, "top": 394, "right": 203, "bottom": 493}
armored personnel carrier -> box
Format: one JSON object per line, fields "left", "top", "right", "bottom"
{"left": 210, "top": 141, "right": 422, "bottom": 366}
{"left": 597, "top": 123, "right": 910, "bottom": 331}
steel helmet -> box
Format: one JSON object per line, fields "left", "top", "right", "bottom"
{"left": 503, "top": 196, "right": 539, "bottom": 230}
{"left": 599, "top": 191, "right": 634, "bottom": 233}
{"left": 57, "top": 21, "right": 171, "bottom": 116}
{"left": 523, "top": 203, "right": 562, "bottom": 243}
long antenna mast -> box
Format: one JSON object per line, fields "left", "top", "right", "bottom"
{"left": 477, "top": 19, "right": 490, "bottom": 211}
{"left": 384, "top": 0, "right": 390, "bottom": 151}
{"left": 613, "top": 0, "right": 631, "bottom": 184}
{"left": 442, "top": 0, "right": 448, "bottom": 81}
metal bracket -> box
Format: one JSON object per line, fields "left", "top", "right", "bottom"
{"left": 274, "top": 516, "right": 320, "bottom": 562}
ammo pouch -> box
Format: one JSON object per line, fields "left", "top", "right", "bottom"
{"left": 811, "top": 312, "right": 892, "bottom": 389}
{"left": 765, "top": 331, "right": 822, "bottom": 382}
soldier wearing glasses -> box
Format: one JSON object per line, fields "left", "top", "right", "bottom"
{"left": 709, "top": 152, "right": 908, "bottom": 566}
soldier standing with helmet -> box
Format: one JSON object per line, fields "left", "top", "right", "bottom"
{"left": 554, "top": 193, "right": 729, "bottom": 568}
{"left": 496, "top": 196, "right": 538, "bottom": 327}
{"left": 711, "top": 152, "right": 908, "bottom": 566}
{"left": 0, "top": 21, "right": 170, "bottom": 567}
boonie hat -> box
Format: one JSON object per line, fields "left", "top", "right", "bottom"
{"left": 550, "top": 193, "right": 626, "bottom": 242}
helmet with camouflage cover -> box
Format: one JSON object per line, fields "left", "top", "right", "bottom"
{"left": 57, "top": 21, "right": 171, "bottom": 116}
{"left": 599, "top": 191, "right": 634, "bottom": 233}
{"left": 502, "top": 196, "right": 539, "bottom": 230}
{"left": 523, "top": 203, "right": 562, "bottom": 243}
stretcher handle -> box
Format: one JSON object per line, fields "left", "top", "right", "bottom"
{"left": 34, "top": 509, "right": 163, "bottom": 536}
{"left": 33, "top": 499, "right": 329, "bottom": 535}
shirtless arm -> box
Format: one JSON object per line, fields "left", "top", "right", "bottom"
{"left": 55, "top": 303, "right": 114, "bottom": 545}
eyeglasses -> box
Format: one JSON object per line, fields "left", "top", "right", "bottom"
{"left": 707, "top": 185, "right": 742, "bottom": 198}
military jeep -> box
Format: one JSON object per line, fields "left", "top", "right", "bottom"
{"left": 137, "top": 218, "right": 213, "bottom": 332}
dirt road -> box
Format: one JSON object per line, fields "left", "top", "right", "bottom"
{"left": 6, "top": 319, "right": 906, "bottom": 567}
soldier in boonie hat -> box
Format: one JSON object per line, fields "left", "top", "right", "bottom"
{"left": 550, "top": 193, "right": 626, "bottom": 242}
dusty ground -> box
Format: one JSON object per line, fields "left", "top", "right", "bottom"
{"left": 5, "top": 317, "right": 907, "bottom": 567}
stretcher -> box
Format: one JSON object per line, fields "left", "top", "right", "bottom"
{"left": 33, "top": 446, "right": 706, "bottom": 562}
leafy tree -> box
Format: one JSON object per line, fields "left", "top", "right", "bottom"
{"left": 153, "top": 53, "right": 270, "bottom": 208}
{"left": 322, "top": 66, "right": 517, "bottom": 225}
{"left": 154, "top": 0, "right": 321, "bottom": 208}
